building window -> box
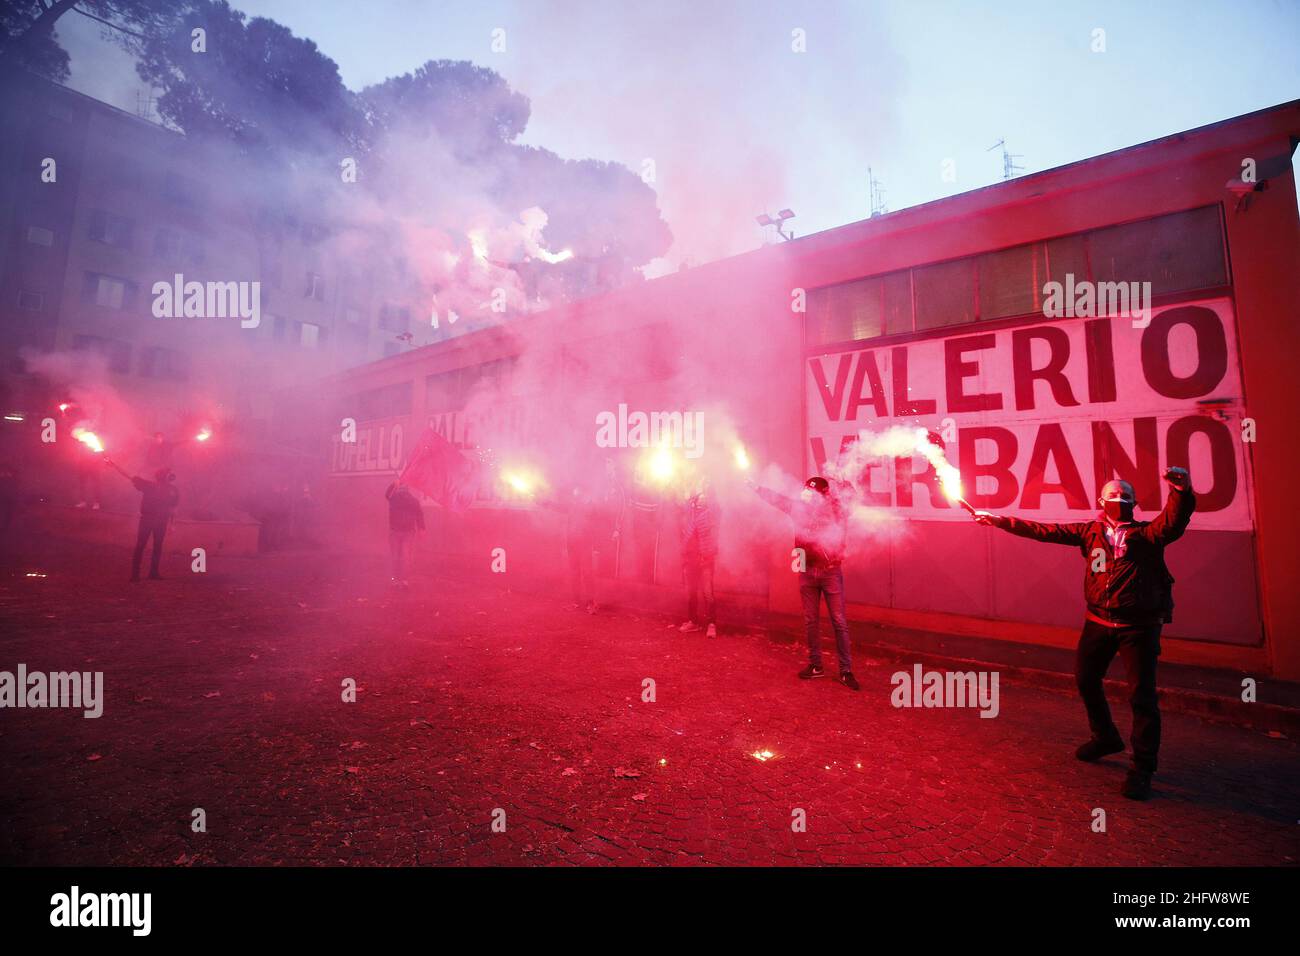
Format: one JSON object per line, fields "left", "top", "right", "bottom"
{"left": 87, "top": 210, "right": 134, "bottom": 249}
{"left": 81, "top": 272, "right": 136, "bottom": 310}
{"left": 17, "top": 290, "right": 43, "bottom": 312}
{"left": 73, "top": 335, "right": 131, "bottom": 374}
{"left": 913, "top": 257, "right": 976, "bottom": 331}
{"left": 300, "top": 322, "right": 321, "bottom": 348}
{"left": 977, "top": 242, "right": 1047, "bottom": 321}
{"left": 804, "top": 205, "right": 1227, "bottom": 347}
{"left": 138, "top": 346, "right": 189, "bottom": 381}
{"left": 1087, "top": 205, "right": 1227, "bottom": 294}
{"left": 305, "top": 272, "right": 325, "bottom": 301}
{"left": 25, "top": 226, "right": 54, "bottom": 247}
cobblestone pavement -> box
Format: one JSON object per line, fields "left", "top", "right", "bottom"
{"left": 1, "top": 541, "right": 1296, "bottom": 866}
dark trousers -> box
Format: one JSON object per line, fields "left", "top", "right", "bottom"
{"left": 389, "top": 530, "right": 415, "bottom": 581}
{"left": 1076, "top": 619, "right": 1162, "bottom": 772}
{"left": 568, "top": 539, "right": 595, "bottom": 604}
{"left": 132, "top": 517, "right": 167, "bottom": 578}
{"left": 799, "top": 565, "right": 852, "bottom": 673}
{"left": 684, "top": 558, "right": 715, "bottom": 625}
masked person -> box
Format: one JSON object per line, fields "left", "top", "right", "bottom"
{"left": 754, "top": 476, "right": 859, "bottom": 690}
{"left": 384, "top": 480, "right": 424, "bottom": 588}
{"left": 678, "top": 477, "right": 720, "bottom": 638}
{"left": 973, "top": 467, "right": 1194, "bottom": 800}
{"left": 107, "top": 462, "right": 179, "bottom": 581}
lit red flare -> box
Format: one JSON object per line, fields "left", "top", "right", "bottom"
{"left": 195, "top": 427, "right": 212, "bottom": 442}
{"left": 500, "top": 467, "right": 542, "bottom": 496}
{"left": 72, "top": 427, "right": 104, "bottom": 454}
{"left": 733, "top": 444, "right": 751, "bottom": 471}
{"left": 914, "top": 428, "right": 964, "bottom": 504}
{"left": 643, "top": 444, "right": 678, "bottom": 485}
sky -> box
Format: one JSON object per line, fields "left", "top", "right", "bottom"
{"left": 56, "top": 0, "right": 1300, "bottom": 272}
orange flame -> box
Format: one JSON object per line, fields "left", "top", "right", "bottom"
{"left": 72, "top": 427, "right": 104, "bottom": 454}
{"left": 914, "top": 429, "right": 962, "bottom": 502}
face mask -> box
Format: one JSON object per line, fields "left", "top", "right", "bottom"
{"left": 1101, "top": 499, "right": 1134, "bottom": 522}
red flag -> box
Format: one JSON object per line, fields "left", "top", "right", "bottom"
{"left": 399, "top": 428, "right": 480, "bottom": 510}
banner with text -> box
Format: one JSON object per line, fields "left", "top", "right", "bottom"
{"left": 805, "top": 298, "right": 1253, "bottom": 531}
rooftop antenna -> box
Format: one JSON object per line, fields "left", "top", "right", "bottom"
{"left": 987, "top": 138, "right": 1024, "bottom": 181}
{"left": 755, "top": 208, "right": 796, "bottom": 242}
{"left": 868, "top": 167, "right": 887, "bottom": 217}
{"left": 134, "top": 89, "right": 156, "bottom": 120}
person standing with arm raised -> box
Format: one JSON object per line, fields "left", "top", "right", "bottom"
{"left": 972, "top": 467, "right": 1195, "bottom": 800}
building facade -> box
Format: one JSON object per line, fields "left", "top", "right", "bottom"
{"left": 326, "top": 101, "right": 1299, "bottom": 678}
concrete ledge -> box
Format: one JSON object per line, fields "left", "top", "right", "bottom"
{"left": 763, "top": 613, "right": 1300, "bottom": 738}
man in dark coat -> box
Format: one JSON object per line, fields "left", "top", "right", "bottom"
{"left": 113, "top": 465, "right": 179, "bottom": 581}
{"left": 678, "top": 478, "right": 720, "bottom": 638}
{"left": 974, "top": 467, "right": 1195, "bottom": 800}
{"left": 384, "top": 480, "right": 424, "bottom": 587}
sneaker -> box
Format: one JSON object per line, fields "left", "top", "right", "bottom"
{"left": 91, "top": 503, "right": 101, "bottom": 510}
{"left": 1075, "top": 736, "right": 1125, "bottom": 762}
{"left": 74, "top": 501, "right": 87, "bottom": 509}
{"left": 798, "top": 664, "right": 825, "bottom": 680}
{"left": 839, "top": 671, "right": 860, "bottom": 691}
{"left": 679, "top": 621, "right": 701, "bottom": 633}
{"left": 706, "top": 623, "right": 717, "bottom": 639}
{"left": 1121, "top": 768, "right": 1153, "bottom": 801}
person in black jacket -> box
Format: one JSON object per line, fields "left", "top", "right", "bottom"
{"left": 107, "top": 461, "right": 179, "bottom": 581}
{"left": 385, "top": 480, "right": 424, "bottom": 587}
{"left": 974, "top": 466, "right": 1195, "bottom": 800}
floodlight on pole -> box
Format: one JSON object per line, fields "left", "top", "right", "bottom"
{"left": 756, "top": 208, "right": 796, "bottom": 242}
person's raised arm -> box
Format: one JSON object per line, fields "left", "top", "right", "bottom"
{"left": 751, "top": 482, "right": 794, "bottom": 516}
{"left": 1140, "top": 467, "right": 1195, "bottom": 545}
{"left": 973, "top": 510, "right": 1089, "bottom": 547}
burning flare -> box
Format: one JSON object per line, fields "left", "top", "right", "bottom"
{"left": 501, "top": 467, "right": 540, "bottom": 496}
{"left": 72, "top": 427, "right": 104, "bottom": 454}
{"left": 733, "top": 444, "right": 751, "bottom": 471}
{"left": 644, "top": 444, "right": 678, "bottom": 485}
{"left": 914, "top": 429, "right": 976, "bottom": 514}
{"left": 195, "top": 427, "right": 212, "bottom": 442}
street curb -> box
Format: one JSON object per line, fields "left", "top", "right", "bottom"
{"left": 838, "top": 634, "right": 1300, "bottom": 738}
